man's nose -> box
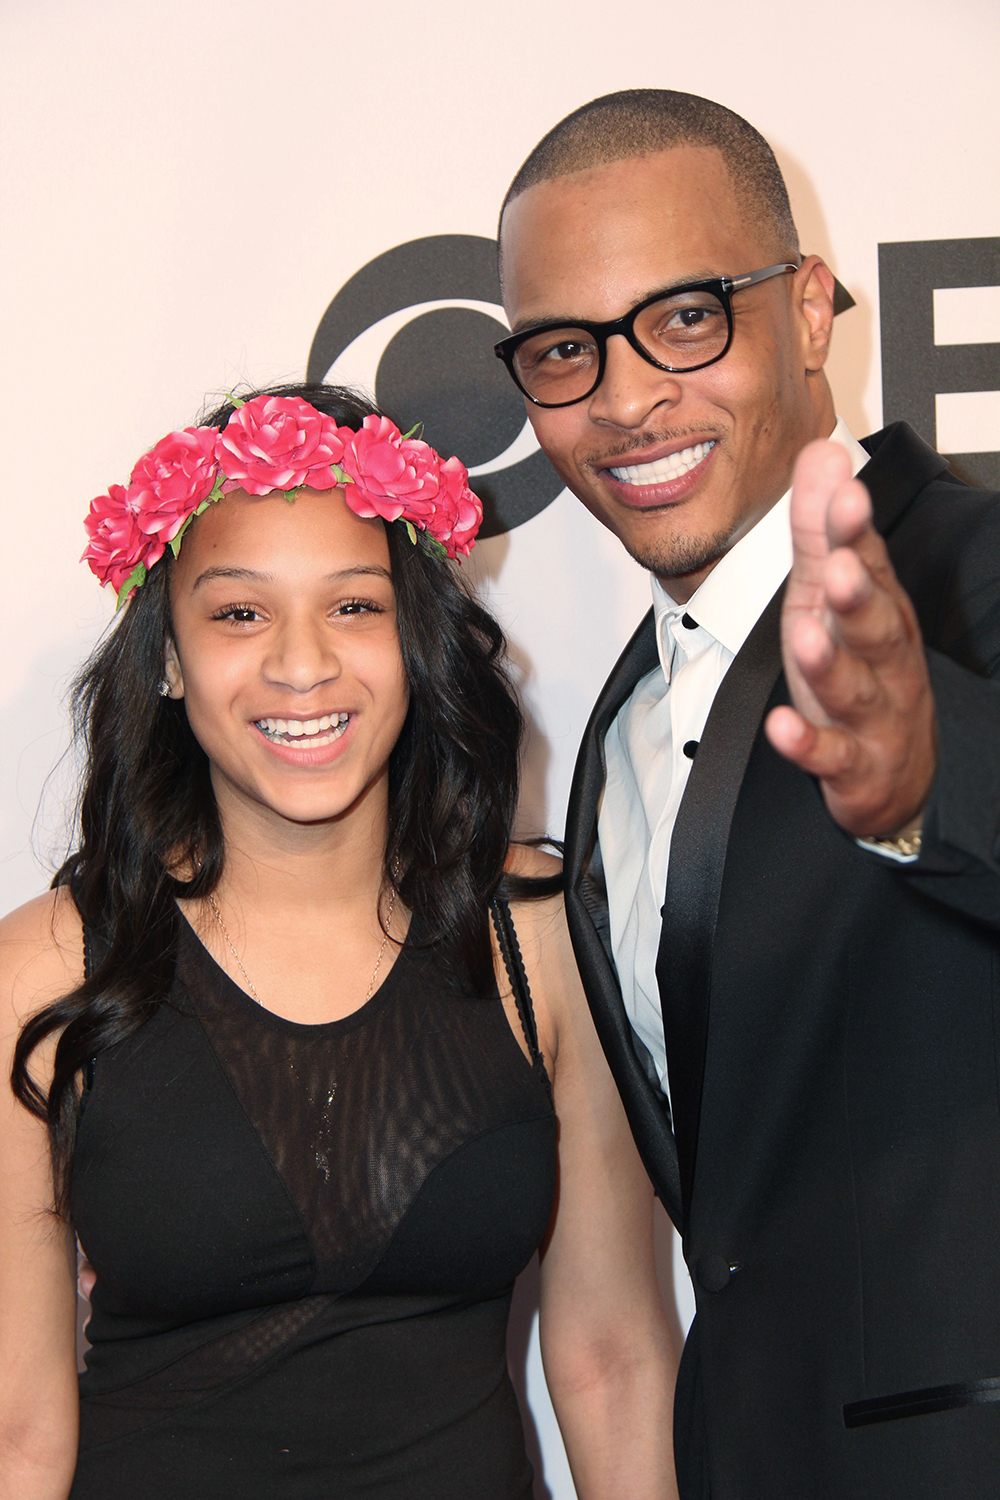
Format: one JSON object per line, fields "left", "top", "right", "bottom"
{"left": 586, "top": 334, "right": 684, "bottom": 429}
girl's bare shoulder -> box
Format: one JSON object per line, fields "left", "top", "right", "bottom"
{"left": 0, "top": 887, "right": 84, "bottom": 1024}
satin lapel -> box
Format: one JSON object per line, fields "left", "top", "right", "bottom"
{"left": 564, "top": 609, "right": 659, "bottom": 887}
{"left": 656, "top": 583, "right": 785, "bottom": 1220}
{"left": 564, "top": 611, "right": 684, "bottom": 1227}
{"left": 859, "top": 421, "right": 950, "bottom": 533}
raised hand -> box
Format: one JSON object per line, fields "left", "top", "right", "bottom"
{"left": 765, "top": 439, "right": 936, "bottom": 839}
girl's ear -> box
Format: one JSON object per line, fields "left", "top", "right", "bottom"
{"left": 163, "top": 638, "right": 185, "bottom": 699}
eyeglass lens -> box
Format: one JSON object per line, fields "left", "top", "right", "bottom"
{"left": 511, "top": 287, "right": 729, "bottom": 404}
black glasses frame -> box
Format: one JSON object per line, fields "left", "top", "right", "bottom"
{"left": 493, "top": 261, "right": 799, "bottom": 408}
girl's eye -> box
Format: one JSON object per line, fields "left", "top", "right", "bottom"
{"left": 209, "top": 598, "right": 386, "bottom": 625}
{"left": 213, "top": 604, "right": 263, "bottom": 624}
{"left": 335, "top": 598, "right": 383, "bottom": 617}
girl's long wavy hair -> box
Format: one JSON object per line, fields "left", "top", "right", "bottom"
{"left": 13, "top": 382, "right": 551, "bottom": 1215}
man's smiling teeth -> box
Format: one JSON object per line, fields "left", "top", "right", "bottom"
{"left": 255, "top": 713, "right": 350, "bottom": 746}
{"left": 610, "top": 440, "right": 715, "bottom": 485}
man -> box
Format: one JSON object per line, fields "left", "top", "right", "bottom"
{"left": 495, "top": 90, "right": 1000, "bottom": 1498}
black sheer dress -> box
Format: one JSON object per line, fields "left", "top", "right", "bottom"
{"left": 69, "top": 904, "right": 557, "bottom": 1498}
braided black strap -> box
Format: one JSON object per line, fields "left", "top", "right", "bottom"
{"left": 490, "top": 896, "right": 550, "bottom": 1094}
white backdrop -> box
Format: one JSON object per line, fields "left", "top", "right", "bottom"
{"left": 2, "top": 2, "right": 998, "bottom": 1494}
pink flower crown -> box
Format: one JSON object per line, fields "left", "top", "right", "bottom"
{"left": 83, "top": 394, "right": 484, "bottom": 607}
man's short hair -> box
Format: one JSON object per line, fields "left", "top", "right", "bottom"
{"left": 500, "top": 89, "right": 799, "bottom": 260}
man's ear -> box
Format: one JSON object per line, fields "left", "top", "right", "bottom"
{"left": 163, "top": 638, "right": 184, "bottom": 699}
{"left": 795, "top": 255, "right": 836, "bottom": 372}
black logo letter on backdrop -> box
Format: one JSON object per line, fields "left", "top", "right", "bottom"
{"left": 307, "top": 235, "right": 564, "bottom": 537}
{"left": 879, "top": 237, "right": 1000, "bottom": 488}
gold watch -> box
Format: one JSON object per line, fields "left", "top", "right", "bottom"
{"left": 860, "top": 814, "right": 924, "bottom": 859}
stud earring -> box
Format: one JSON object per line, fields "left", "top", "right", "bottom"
{"left": 158, "top": 680, "right": 171, "bottom": 698}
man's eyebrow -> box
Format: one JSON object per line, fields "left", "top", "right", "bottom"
{"left": 191, "top": 564, "right": 393, "bottom": 591}
{"left": 509, "top": 271, "right": 722, "bottom": 335}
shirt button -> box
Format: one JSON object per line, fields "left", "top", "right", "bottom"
{"left": 696, "top": 1254, "right": 736, "bottom": 1292}
{"left": 681, "top": 613, "right": 698, "bottom": 629}
{"left": 683, "top": 740, "right": 699, "bottom": 759}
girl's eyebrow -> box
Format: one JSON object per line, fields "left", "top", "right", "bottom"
{"left": 192, "top": 566, "right": 274, "bottom": 590}
{"left": 192, "top": 564, "right": 393, "bottom": 591}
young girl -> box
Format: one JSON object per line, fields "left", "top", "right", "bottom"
{"left": 0, "top": 384, "right": 677, "bottom": 1499}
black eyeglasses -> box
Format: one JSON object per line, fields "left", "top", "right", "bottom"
{"left": 494, "top": 262, "right": 799, "bottom": 408}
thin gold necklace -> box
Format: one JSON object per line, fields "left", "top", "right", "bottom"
{"left": 207, "top": 887, "right": 397, "bottom": 1008}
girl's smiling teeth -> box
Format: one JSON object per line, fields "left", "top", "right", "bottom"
{"left": 609, "top": 440, "right": 715, "bottom": 485}
{"left": 255, "top": 712, "right": 350, "bottom": 746}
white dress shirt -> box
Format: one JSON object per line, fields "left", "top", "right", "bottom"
{"left": 598, "top": 419, "right": 870, "bottom": 1090}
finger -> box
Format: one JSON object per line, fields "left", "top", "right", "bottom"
{"left": 788, "top": 440, "right": 854, "bottom": 586}
{"left": 823, "top": 548, "right": 920, "bottom": 668}
{"left": 824, "top": 546, "right": 874, "bottom": 615}
{"left": 826, "top": 480, "right": 899, "bottom": 592}
{"left": 78, "top": 1260, "right": 96, "bottom": 1301}
{"left": 766, "top": 703, "right": 930, "bottom": 833}
{"left": 786, "top": 612, "right": 882, "bottom": 726}
{"left": 824, "top": 475, "right": 872, "bottom": 548}
{"left": 787, "top": 610, "right": 836, "bottom": 677}
{"left": 764, "top": 704, "right": 859, "bottom": 779}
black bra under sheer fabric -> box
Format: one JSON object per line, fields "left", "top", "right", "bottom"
{"left": 69, "top": 901, "right": 556, "bottom": 1500}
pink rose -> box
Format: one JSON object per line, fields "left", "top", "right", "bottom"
{"left": 128, "top": 427, "right": 219, "bottom": 542}
{"left": 339, "top": 415, "right": 483, "bottom": 557}
{"left": 83, "top": 484, "right": 165, "bottom": 594}
{"left": 340, "top": 415, "right": 441, "bottom": 523}
{"left": 216, "top": 395, "right": 346, "bottom": 495}
{"left": 432, "top": 456, "right": 483, "bottom": 557}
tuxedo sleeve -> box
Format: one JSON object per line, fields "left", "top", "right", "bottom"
{"left": 904, "top": 498, "right": 1000, "bottom": 928}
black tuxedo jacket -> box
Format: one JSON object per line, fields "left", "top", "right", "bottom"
{"left": 564, "top": 424, "right": 1000, "bottom": 1499}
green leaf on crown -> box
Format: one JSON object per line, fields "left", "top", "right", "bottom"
{"left": 205, "top": 471, "right": 227, "bottom": 505}
{"left": 116, "top": 563, "right": 147, "bottom": 610}
{"left": 405, "top": 521, "right": 418, "bottom": 545}
{"left": 168, "top": 495, "right": 214, "bottom": 559}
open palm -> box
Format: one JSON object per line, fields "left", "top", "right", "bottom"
{"left": 765, "top": 440, "right": 936, "bottom": 838}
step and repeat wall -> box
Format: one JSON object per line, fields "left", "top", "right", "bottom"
{"left": 2, "top": 1, "right": 997, "bottom": 1493}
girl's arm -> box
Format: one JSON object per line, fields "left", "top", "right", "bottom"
{"left": 0, "top": 890, "right": 83, "bottom": 1499}
{"left": 505, "top": 850, "right": 679, "bottom": 1500}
